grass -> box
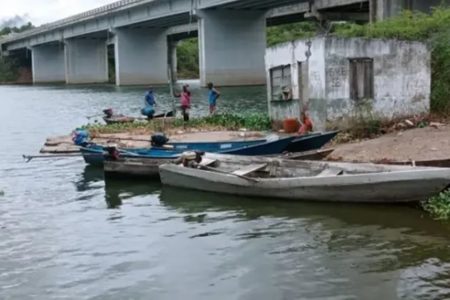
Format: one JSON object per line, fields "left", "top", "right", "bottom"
{"left": 422, "top": 189, "right": 450, "bottom": 220}
{"left": 83, "top": 113, "right": 272, "bottom": 135}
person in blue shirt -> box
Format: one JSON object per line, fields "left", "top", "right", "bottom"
{"left": 142, "top": 87, "right": 156, "bottom": 120}
{"left": 207, "top": 82, "right": 220, "bottom": 115}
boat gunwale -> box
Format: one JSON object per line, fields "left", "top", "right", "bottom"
{"left": 159, "top": 163, "right": 450, "bottom": 188}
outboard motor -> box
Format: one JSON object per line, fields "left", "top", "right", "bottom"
{"left": 103, "top": 108, "right": 114, "bottom": 118}
{"left": 151, "top": 133, "right": 169, "bottom": 147}
{"left": 175, "top": 151, "right": 205, "bottom": 167}
{"left": 104, "top": 146, "right": 121, "bottom": 160}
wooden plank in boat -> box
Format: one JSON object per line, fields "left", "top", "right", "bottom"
{"left": 232, "top": 164, "right": 267, "bottom": 176}
{"left": 316, "top": 168, "right": 344, "bottom": 177}
{"left": 200, "top": 158, "right": 218, "bottom": 167}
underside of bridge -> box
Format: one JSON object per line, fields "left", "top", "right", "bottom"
{"left": 7, "top": 0, "right": 442, "bottom": 86}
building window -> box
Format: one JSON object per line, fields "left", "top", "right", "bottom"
{"left": 349, "top": 58, "right": 374, "bottom": 101}
{"left": 270, "top": 64, "right": 292, "bottom": 101}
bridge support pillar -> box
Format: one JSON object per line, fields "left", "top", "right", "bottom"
{"left": 374, "top": 0, "right": 404, "bottom": 20}
{"left": 65, "top": 38, "right": 108, "bottom": 84}
{"left": 31, "top": 44, "right": 65, "bottom": 83}
{"left": 198, "top": 10, "right": 267, "bottom": 86}
{"left": 374, "top": 0, "right": 442, "bottom": 20}
{"left": 115, "top": 28, "right": 167, "bottom": 86}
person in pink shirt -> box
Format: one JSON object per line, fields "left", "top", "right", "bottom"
{"left": 175, "top": 84, "right": 191, "bottom": 121}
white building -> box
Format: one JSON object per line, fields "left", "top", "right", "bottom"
{"left": 265, "top": 37, "right": 431, "bottom": 130}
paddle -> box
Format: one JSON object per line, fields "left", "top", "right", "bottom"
{"left": 86, "top": 113, "right": 104, "bottom": 120}
{"left": 22, "top": 153, "right": 83, "bottom": 162}
{"left": 199, "top": 165, "right": 258, "bottom": 183}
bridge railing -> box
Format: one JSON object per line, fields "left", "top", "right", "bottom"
{"left": 0, "top": 0, "right": 150, "bottom": 43}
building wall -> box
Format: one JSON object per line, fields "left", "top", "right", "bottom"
{"left": 265, "top": 38, "right": 327, "bottom": 130}
{"left": 324, "top": 37, "right": 430, "bottom": 124}
{"left": 265, "top": 37, "right": 431, "bottom": 130}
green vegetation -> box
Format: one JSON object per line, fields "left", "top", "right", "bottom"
{"left": 267, "top": 22, "right": 319, "bottom": 47}
{"left": 0, "top": 22, "right": 34, "bottom": 37}
{"left": 423, "top": 189, "right": 450, "bottom": 220}
{"left": 173, "top": 113, "right": 272, "bottom": 130}
{"left": 0, "top": 56, "right": 19, "bottom": 82}
{"left": 83, "top": 113, "right": 272, "bottom": 135}
{"left": 177, "top": 38, "right": 199, "bottom": 79}
{"left": 0, "top": 22, "right": 35, "bottom": 83}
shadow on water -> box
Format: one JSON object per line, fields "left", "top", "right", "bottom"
{"left": 104, "top": 177, "right": 161, "bottom": 209}
{"left": 75, "top": 166, "right": 104, "bottom": 191}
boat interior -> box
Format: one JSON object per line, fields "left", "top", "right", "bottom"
{"left": 200, "top": 154, "right": 425, "bottom": 179}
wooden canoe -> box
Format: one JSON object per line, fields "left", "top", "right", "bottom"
{"left": 159, "top": 154, "right": 450, "bottom": 203}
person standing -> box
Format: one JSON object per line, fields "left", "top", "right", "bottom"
{"left": 142, "top": 87, "right": 156, "bottom": 120}
{"left": 207, "top": 82, "right": 220, "bottom": 115}
{"left": 174, "top": 84, "right": 191, "bottom": 122}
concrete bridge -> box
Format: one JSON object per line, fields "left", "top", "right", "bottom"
{"left": 0, "top": 0, "right": 440, "bottom": 86}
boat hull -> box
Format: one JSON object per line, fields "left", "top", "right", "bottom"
{"left": 286, "top": 131, "right": 339, "bottom": 152}
{"left": 80, "top": 137, "right": 294, "bottom": 166}
{"left": 104, "top": 157, "right": 173, "bottom": 178}
{"left": 159, "top": 163, "right": 450, "bottom": 203}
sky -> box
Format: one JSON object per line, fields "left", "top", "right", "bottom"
{"left": 0, "top": 0, "right": 118, "bottom": 26}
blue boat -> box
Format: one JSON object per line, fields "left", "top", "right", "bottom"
{"left": 221, "top": 136, "right": 295, "bottom": 155}
{"left": 80, "top": 130, "right": 338, "bottom": 166}
{"left": 80, "top": 137, "right": 270, "bottom": 166}
{"left": 285, "top": 131, "right": 339, "bottom": 152}
{"left": 80, "top": 145, "right": 182, "bottom": 166}
{"left": 81, "top": 136, "right": 296, "bottom": 166}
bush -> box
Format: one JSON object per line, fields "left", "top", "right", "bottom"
{"left": 423, "top": 189, "right": 450, "bottom": 220}
{"left": 177, "top": 38, "right": 199, "bottom": 79}
{"left": 267, "top": 22, "right": 319, "bottom": 47}
{"left": 83, "top": 113, "right": 272, "bottom": 135}
{"left": 0, "top": 56, "right": 19, "bottom": 82}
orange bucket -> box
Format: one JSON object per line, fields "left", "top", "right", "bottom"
{"left": 283, "top": 118, "right": 300, "bottom": 133}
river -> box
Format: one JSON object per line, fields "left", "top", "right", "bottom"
{"left": 0, "top": 84, "right": 449, "bottom": 300}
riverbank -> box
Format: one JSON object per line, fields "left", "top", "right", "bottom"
{"left": 42, "top": 114, "right": 450, "bottom": 167}
{"left": 329, "top": 123, "right": 450, "bottom": 166}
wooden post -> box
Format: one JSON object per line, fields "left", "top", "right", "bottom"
{"left": 302, "top": 40, "right": 312, "bottom": 114}
{"left": 369, "top": 0, "right": 377, "bottom": 23}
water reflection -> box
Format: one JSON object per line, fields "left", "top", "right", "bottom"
{"left": 75, "top": 166, "right": 104, "bottom": 191}
{"left": 160, "top": 186, "right": 450, "bottom": 273}
{"left": 104, "top": 178, "right": 161, "bottom": 209}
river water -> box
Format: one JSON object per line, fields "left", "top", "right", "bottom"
{"left": 0, "top": 84, "right": 449, "bottom": 300}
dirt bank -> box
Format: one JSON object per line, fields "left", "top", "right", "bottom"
{"left": 329, "top": 124, "right": 450, "bottom": 163}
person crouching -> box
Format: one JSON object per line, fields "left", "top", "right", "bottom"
{"left": 142, "top": 87, "right": 156, "bottom": 120}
